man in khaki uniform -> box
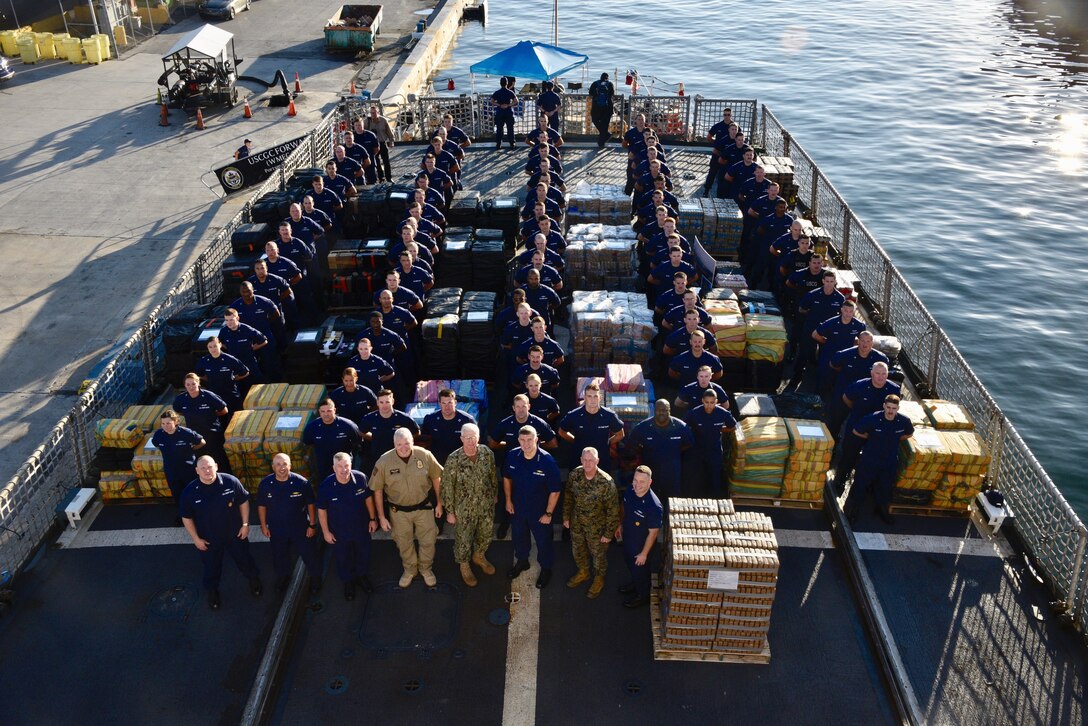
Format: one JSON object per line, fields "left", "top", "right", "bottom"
{"left": 442, "top": 423, "right": 497, "bottom": 587}
{"left": 372, "top": 428, "right": 444, "bottom": 587}
{"left": 563, "top": 447, "right": 621, "bottom": 599}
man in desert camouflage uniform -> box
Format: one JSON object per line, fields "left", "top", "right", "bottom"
{"left": 442, "top": 423, "right": 497, "bottom": 587}
{"left": 562, "top": 447, "right": 622, "bottom": 599}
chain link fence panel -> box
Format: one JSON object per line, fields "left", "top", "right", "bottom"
{"left": 691, "top": 98, "right": 758, "bottom": 143}
{"left": 627, "top": 95, "right": 691, "bottom": 143}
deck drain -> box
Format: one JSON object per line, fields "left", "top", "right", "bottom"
{"left": 324, "top": 676, "right": 349, "bottom": 695}
{"left": 148, "top": 585, "right": 197, "bottom": 618}
{"left": 505, "top": 592, "right": 521, "bottom": 605}
{"left": 623, "top": 679, "right": 644, "bottom": 697}
{"left": 402, "top": 678, "right": 424, "bottom": 695}
{"left": 488, "top": 608, "right": 511, "bottom": 626}
{"left": 307, "top": 601, "right": 325, "bottom": 614}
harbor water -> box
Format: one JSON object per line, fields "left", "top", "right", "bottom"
{"left": 436, "top": 0, "right": 1088, "bottom": 516}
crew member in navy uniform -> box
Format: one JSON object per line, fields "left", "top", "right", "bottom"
{"left": 826, "top": 331, "right": 889, "bottom": 439}
{"left": 234, "top": 138, "right": 252, "bottom": 160}
{"left": 684, "top": 389, "right": 737, "bottom": 497}
{"left": 329, "top": 367, "right": 378, "bottom": 428}
{"left": 179, "top": 456, "right": 262, "bottom": 610}
{"left": 347, "top": 338, "right": 397, "bottom": 396}
{"left": 257, "top": 454, "right": 322, "bottom": 594}
{"left": 359, "top": 390, "right": 419, "bottom": 472}
{"left": 617, "top": 465, "right": 663, "bottom": 608}
{"left": 173, "top": 373, "right": 228, "bottom": 468}
{"left": 558, "top": 382, "right": 625, "bottom": 473}
{"left": 491, "top": 76, "right": 518, "bottom": 149}
{"left": 843, "top": 395, "right": 914, "bottom": 524}
{"left": 833, "top": 362, "right": 901, "bottom": 493}
{"left": 317, "top": 452, "right": 377, "bottom": 600}
{"left": 627, "top": 400, "right": 694, "bottom": 502}
{"left": 673, "top": 365, "right": 729, "bottom": 414}
{"left": 536, "top": 81, "right": 563, "bottom": 131}
{"left": 151, "top": 409, "right": 205, "bottom": 506}
{"left": 217, "top": 308, "right": 268, "bottom": 389}
{"left": 503, "top": 426, "right": 562, "bottom": 588}
{"left": 792, "top": 271, "right": 846, "bottom": 389}
{"left": 812, "top": 300, "right": 867, "bottom": 395}
{"left": 588, "top": 73, "right": 616, "bottom": 147}
{"left": 419, "top": 388, "right": 477, "bottom": 465}
{"left": 195, "top": 336, "right": 249, "bottom": 411}
{"left": 668, "top": 331, "right": 724, "bottom": 386}
{"left": 525, "top": 375, "right": 561, "bottom": 424}
{"left": 302, "top": 399, "right": 362, "bottom": 482}
{"left": 309, "top": 176, "right": 344, "bottom": 226}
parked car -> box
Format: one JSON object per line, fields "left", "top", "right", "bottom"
{"left": 199, "top": 0, "right": 252, "bottom": 20}
{"left": 0, "top": 56, "right": 13, "bottom": 83}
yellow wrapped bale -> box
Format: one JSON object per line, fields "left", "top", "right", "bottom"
{"left": 95, "top": 418, "right": 145, "bottom": 448}
{"left": 281, "top": 384, "right": 327, "bottom": 412}
{"left": 122, "top": 405, "right": 183, "bottom": 434}
{"left": 923, "top": 399, "right": 975, "bottom": 430}
{"left": 262, "top": 410, "right": 314, "bottom": 465}
{"left": 140, "top": 476, "right": 172, "bottom": 498}
{"left": 99, "top": 470, "right": 146, "bottom": 500}
{"left": 940, "top": 430, "right": 990, "bottom": 475}
{"left": 897, "top": 400, "right": 931, "bottom": 429}
{"left": 131, "top": 434, "right": 164, "bottom": 476}
{"left": 743, "top": 314, "right": 787, "bottom": 363}
{"left": 243, "top": 383, "right": 290, "bottom": 411}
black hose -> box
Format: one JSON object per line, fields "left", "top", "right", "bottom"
{"left": 237, "top": 69, "right": 292, "bottom": 97}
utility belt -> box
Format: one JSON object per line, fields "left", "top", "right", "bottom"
{"left": 388, "top": 493, "right": 435, "bottom": 513}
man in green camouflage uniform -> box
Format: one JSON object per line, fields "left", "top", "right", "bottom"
{"left": 442, "top": 423, "right": 498, "bottom": 587}
{"left": 563, "top": 446, "right": 622, "bottom": 598}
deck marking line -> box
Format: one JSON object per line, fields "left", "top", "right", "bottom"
{"left": 502, "top": 545, "right": 540, "bottom": 726}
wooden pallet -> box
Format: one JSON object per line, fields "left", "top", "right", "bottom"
{"left": 731, "top": 494, "right": 823, "bottom": 511}
{"left": 888, "top": 502, "right": 971, "bottom": 518}
{"left": 650, "top": 578, "right": 771, "bottom": 664}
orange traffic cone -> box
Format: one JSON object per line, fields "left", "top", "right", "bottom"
{"left": 287, "top": 98, "right": 297, "bottom": 117}
{"left": 350, "top": 79, "right": 356, "bottom": 94}
{"left": 243, "top": 98, "right": 252, "bottom": 118}
{"left": 159, "top": 102, "right": 169, "bottom": 126}
{"left": 195, "top": 108, "right": 205, "bottom": 130}
{"left": 294, "top": 72, "right": 302, "bottom": 93}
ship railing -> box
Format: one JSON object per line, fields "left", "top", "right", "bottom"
{"left": 759, "top": 103, "right": 1088, "bottom": 628}
{"left": 689, "top": 98, "right": 759, "bottom": 147}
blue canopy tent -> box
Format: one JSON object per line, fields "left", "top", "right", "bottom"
{"left": 468, "top": 40, "right": 589, "bottom": 91}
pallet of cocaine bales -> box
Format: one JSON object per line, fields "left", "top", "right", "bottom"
{"left": 224, "top": 409, "right": 279, "bottom": 494}
{"left": 98, "top": 470, "right": 150, "bottom": 502}
{"left": 566, "top": 183, "right": 630, "bottom": 225}
{"left": 129, "top": 433, "right": 172, "bottom": 500}
{"left": 565, "top": 224, "right": 638, "bottom": 291}
{"left": 892, "top": 424, "right": 990, "bottom": 514}
{"left": 781, "top": 419, "right": 834, "bottom": 503}
{"left": 655, "top": 498, "right": 774, "bottom": 663}
{"left": 569, "top": 291, "right": 654, "bottom": 376}
{"left": 729, "top": 417, "right": 788, "bottom": 499}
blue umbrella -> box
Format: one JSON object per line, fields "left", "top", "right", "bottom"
{"left": 469, "top": 40, "right": 588, "bottom": 81}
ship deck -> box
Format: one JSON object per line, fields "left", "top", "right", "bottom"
{"left": 0, "top": 147, "right": 1084, "bottom": 726}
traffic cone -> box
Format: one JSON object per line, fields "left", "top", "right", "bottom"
{"left": 350, "top": 79, "right": 356, "bottom": 94}
{"left": 195, "top": 108, "right": 205, "bottom": 130}
{"left": 243, "top": 98, "right": 252, "bottom": 118}
{"left": 159, "top": 102, "right": 169, "bottom": 126}
{"left": 287, "top": 98, "right": 297, "bottom": 117}
{"left": 294, "top": 72, "right": 302, "bottom": 93}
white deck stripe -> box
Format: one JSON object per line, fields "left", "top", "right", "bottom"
{"left": 502, "top": 555, "right": 540, "bottom": 726}
{"left": 61, "top": 523, "right": 1009, "bottom": 559}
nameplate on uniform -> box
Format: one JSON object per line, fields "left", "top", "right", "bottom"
{"left": 706, "top": 568, "right": 739, "bottom": 592}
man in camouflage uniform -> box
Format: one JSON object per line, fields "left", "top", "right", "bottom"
{"left": 562, "top": 447, "right": 622, "bottom": 598}
{"left": 442, "top": 423, "right": 498, "bottom": 587}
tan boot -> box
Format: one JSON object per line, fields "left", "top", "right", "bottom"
{"left": 587, "top": 575, "right": 605, "bottom": 599}
{"left": 472, "top": 552, "right": 496, "bottom": 575}
{"left": 566, "top": 569, "right": 590, "bottom": 588}
{"left": 459, "top": 562, "right": 478, "bottom": 587}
